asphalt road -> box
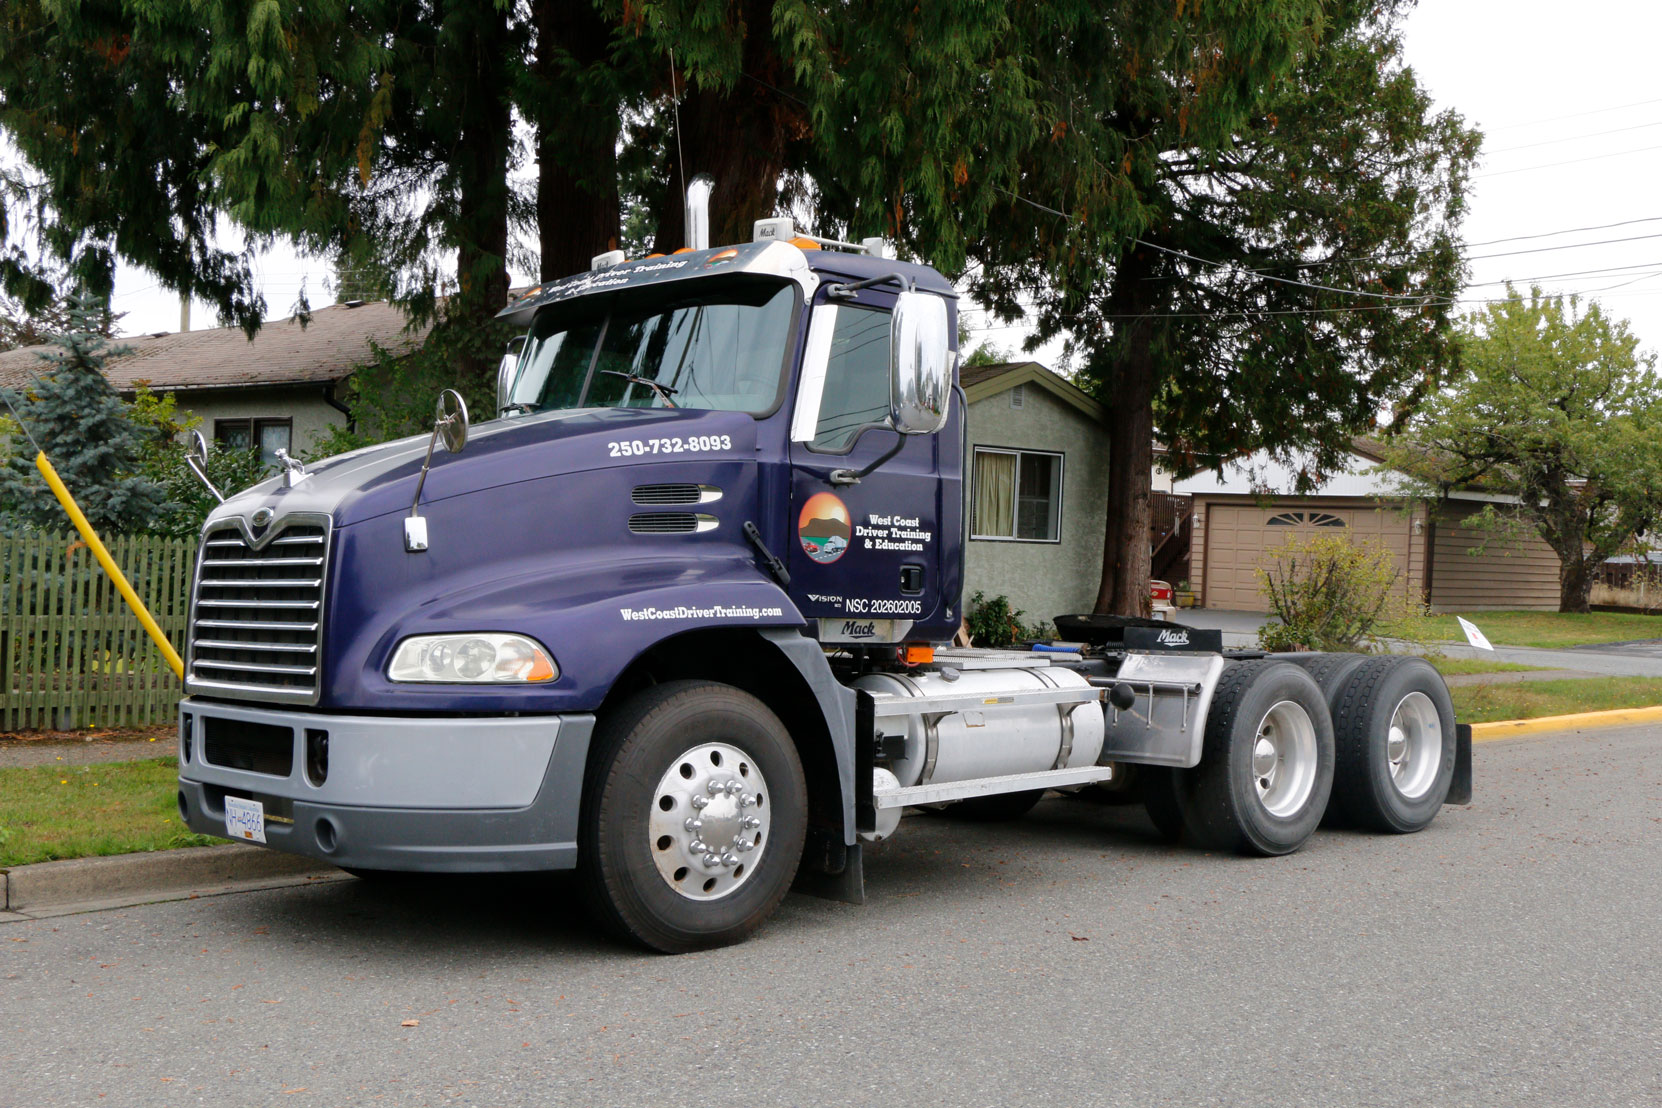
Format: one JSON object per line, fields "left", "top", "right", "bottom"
{"left": 5, "top": 725, "right": 1660, "bottom": 1107}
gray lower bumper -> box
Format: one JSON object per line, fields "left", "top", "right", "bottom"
{"left": 176, "top": 698, "right": 594, "bottom": 873}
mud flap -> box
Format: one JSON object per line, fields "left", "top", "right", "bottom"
{"left": 792, "top": 831, "right": 864, "bottom": 904}
{"left": 1447, "top": 723, "right": 1473, "bottom": 805}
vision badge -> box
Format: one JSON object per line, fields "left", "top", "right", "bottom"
{"left": 798, "top": 492, "right": 851, "bottom": 565}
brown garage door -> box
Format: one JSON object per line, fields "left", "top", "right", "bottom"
{"left": 1204, "top": 505, "right": 1412, "bottom": 610}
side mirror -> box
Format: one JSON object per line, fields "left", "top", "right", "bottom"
{"left": 436, "top": 389, "right": 469, "bottom": 453}
{"left": 497, "top": 336, "right": 526, "bottom": 415}
{"left": 406, "top": 390, "right": 470, "bottom": 553}
{"left": 183, "top": 429, "right": 225, "bottom": 503}
{"left": 890, "top": 291, "right": 951, "bottom": 435}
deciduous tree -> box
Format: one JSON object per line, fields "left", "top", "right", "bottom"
{"left": 1382, "top": 287, "right": 1662, "bottom": 613}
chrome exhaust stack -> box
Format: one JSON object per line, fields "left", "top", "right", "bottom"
{"left": 685, "top": 173, "right": 715, "bottom": 251}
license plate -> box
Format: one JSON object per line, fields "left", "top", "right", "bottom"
{"left": 224, "top": 796, "right": 267, "bottom": 844}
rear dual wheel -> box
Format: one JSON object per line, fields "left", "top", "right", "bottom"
{"left": 1328, "top": 657, "right": 1456, "bottom": 833}
{"left": 1176, "top": 661, "right": 1335, "bottom": 856}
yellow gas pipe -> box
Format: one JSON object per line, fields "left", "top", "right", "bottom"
{"left": 33, "top": 451, "right": 185, "bottom": 680}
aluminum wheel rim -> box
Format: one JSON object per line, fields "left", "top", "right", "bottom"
{"left": 648, "top": 741, "right": 770, "bottom": 901}
{"left": 1250, "top": 700, "right": 1318, "bottom": 818}
{"left": 1387, "top": 691, "right": 1442, "bottom": 800}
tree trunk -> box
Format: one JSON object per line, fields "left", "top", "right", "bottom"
{"left": 1558, "top": 548, "right": 1595, "bottom": 613}
{"left": 451, "top": 6, "right": 513, "bottom": 393}
{"left": 651, "top": 0, "right": 803, "bottom": 252}
{"left": 1093, "top": 247, "right": 1157, "bottom": 618}
{"left": 534, "top": 0, "right": 620, "bottom": 281}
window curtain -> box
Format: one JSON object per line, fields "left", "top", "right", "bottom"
{"left": 974, "top": 451, "right": 1016, "bottom": 536}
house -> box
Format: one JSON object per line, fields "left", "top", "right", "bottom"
{"left": 960, "top": 362, "right": 1111, "bottom": 627}
{"left": 0, "top": 301, "right": 427, "bottom": 464}
{"left": 1174, "top": 440, "right": 1561, "bottom": 611}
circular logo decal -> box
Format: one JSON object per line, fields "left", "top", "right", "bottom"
{"left": 251, "top": 507, "right": 275, "bottom": 528}
{"left": 798, "top": 492, "right": 851, "bottom": 565}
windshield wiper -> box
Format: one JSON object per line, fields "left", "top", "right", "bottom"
{"left": 499, "top": 402, "right": 538, "bottom": 415}
{"left": 599, "top": 370, "right": 679, "bottom": 408}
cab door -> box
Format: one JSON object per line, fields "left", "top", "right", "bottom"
{"left": 784, "top": 286, "right": 959, "bottom": 644}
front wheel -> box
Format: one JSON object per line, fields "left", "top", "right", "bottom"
{"left": 1180, "top": 661, "right": 1335, "bottom": 856}
{"left": 579, "top": 681, "right": 807, "bottom": 953}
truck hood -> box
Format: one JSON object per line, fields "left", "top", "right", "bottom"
{"left": 207, "top": 406, "right": 761, "bottom": 529}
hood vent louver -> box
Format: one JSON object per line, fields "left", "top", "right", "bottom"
{"left": 631, "top": 483, "right": 722, "bottom": 506}
{"left": 629, "top": 512, "right": 719, "bottom": 535}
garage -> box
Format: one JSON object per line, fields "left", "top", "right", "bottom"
{"left": 1199, "top": 501, "right": 1421, "bottom": 610}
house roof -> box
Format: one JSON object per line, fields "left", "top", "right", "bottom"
{"left": 0, "top": 300, "right": 430, "bottom": 394}
{"left": 960, "top": 360, "right": 1107, "bottom": 424}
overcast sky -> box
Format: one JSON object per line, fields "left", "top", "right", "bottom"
{"left": 107, "top": 2, "right": 1662, "bottom": 369}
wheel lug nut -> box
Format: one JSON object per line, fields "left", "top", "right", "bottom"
{"left": 738, "top": 794, "right": 756, "bottom": 808}
{"left": 707, "top": 780, "right": 723, "bottom": 796}
{"left": 684, "top": 818, "right": 702, "bottom": 832}
{"left": 737, "top": 840, "right": 755, "bottom": 852}
{"left": 691, "top": 796, "right": 709, "bottom": 810}
{"left": 689, "top": 839, "right": 708, "bottom": 854}
{"left": 703, "top": 853, "right": 721, "bottom": 868}
{"left": 741, "top": 816, "right": 760, "bottom": 829}
{"left": 721, "top": 852, "right": 739, "bottom": 867}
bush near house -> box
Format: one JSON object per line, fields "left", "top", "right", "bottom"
{"left": 1256, "top": 534, "right": 1428, "bottom": 652}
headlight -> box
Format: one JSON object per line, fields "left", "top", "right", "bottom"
{"left": 387, "top": 633, "right": 558, "bottom": 683}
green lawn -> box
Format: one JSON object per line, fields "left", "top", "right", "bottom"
{"left": 1450, "top": 677, "right": 1662, "bottom": 724}
{"left": 1425, "top": 610, "right": 1662, "bottom": 649}
{"left": 0, "top": 757, "right": 221, "bottom": 868}
{"left": 1421, "top": 655, "right": 1549, "bottom": 677}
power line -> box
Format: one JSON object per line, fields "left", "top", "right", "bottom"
{"left": 1473, "top": 142, "right": 1662, "bottom": 179}
{"left": 1132, "top": 239, "right": 1433, "bottom": 301}
{"left": 1486, "top": 118, "right": 1662, "bottom": 155}
{"left": 1484, "top": 96, "right": 1662, "bottom": 133}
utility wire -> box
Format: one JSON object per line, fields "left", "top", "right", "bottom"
{"left": 1484, "top": 95, "right": 1662, "bottom": 132}
{"left": 1473, "top": 142, "right": 1662, "bottom": 179}
{"left": 1486, "top": 118, "right": 1662, "bottom": 155}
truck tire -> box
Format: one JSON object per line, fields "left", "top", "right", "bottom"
{"left": 1278, "top": 652, "right": 1369, "bottom": 711}
{"left": 1328, "top": 656, "right": 1457, "bottom": 833}
{"left": 579, "top": 680, "right": 807, "bottom": 953}
{"left": 1178, "top": 661, "right": 1335, "bottom": 856}
{"left": 943, "top": 789, "right": 1047, "bottom": 821}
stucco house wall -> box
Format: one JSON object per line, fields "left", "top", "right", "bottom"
{"left": 962, "top": 366, "right": 1110, "bottom": 628}
{"left": 173, "top": 385, "right": 349, "bottom": 455}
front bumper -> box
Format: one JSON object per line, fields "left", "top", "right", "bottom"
{"left": 177, "top": 698, "right": 594, "bottom": 872}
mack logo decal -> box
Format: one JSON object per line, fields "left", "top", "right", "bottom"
{"left": 841, "top": 620, "right": 878, "bottom": 638}
{"left": 1156, "top": 628, "right": 1190, "bottom": 646}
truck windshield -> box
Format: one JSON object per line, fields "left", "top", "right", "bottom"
{"left": 508, "top": 278, "right": 797, "bottom": 415}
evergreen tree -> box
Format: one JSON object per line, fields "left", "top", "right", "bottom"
{"left": 0, "top": 299, "right": 168, "bottom": 534}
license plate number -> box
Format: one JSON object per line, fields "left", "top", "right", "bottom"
{"left": 224, "top": 796, "right": 267, "bottom": 843}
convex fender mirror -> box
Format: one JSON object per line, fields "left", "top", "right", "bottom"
{"left": 890, "top": 290, "right": 951, "bottom": 435}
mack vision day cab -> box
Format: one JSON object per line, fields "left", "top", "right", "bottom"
{"left": 176, "top": 182, "right": 1469, "bottom": 952}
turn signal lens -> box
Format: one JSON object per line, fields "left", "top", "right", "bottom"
{"left": 387, "top": 633, "right": 559, "bottom": 684}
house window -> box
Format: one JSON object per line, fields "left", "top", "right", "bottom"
{"left": 1267, "top": 510, "right": 1346, "bottom": 528}
{"left": 972, "top": 447, "right": 1062, "bottom": 542}
{"left": 215, "top": 418, "right": 292, "bottom": 467}
{"left": 811, "top": 306, "right": 892, "bottom": 452}
{"left": 1009, "top": 383, "right": 1025, "bottom": 409}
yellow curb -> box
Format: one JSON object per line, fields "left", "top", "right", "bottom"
{"left": 1471, "top": 704, "right": 1662, "bottom": 742}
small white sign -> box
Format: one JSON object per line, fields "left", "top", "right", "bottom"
{"left": 1456, "top": 616, "right": 1494, "bottom": 652}
{"left": 224, "top": 796, "right": 267, "bottom": 843}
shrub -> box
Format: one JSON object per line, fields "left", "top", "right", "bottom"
{"left": 966, "top": 591, "right": 1027, "bottom": 648}
{"left": 1255, "top": 534, "right": 1429, "bottom": 652}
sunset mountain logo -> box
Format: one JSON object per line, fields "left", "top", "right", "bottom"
{"left": 798, "top": 492, "right": 851, "bottom": 565}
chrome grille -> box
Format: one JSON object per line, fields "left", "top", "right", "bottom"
{"left": 628, "top": 512, "right": 718, "bottom": 534}
{"left": 631, "top": 483, "right": 721, "bottom": 505}
{"left": 188, "top": 517, "right": 329, "bottom": 703}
